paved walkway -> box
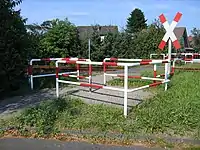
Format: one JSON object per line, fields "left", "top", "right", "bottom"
{"left": 0, "top": 138, "right": 163, "bottom": 150}
{"left": 0, "top": 66, "right": 161, "bottom": 117}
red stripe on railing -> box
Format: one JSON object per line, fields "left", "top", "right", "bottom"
{"left": 28, "top": 65, "right": 32, "bottom": 75}
{"left": 80, "top": 83, "right": 103, "bottom": 88}
{"left": 66, "top": 60, "right": 77, "bottom": 64}
{"left": 62, "top": 74, "right": 69, "bottom": 77}
{"left": 140, "top": 62, "right": 150, "bottom": 65}
{"left": 41, "top": 58, "right": 51, "bottom": 61}
{"left": 103, "top": 62, "right": 118, "bottom": 66}
{"left": 149, "top": 82, "right": 162, "bottom": 87}
{"left": 103, "top": 63, "right": 106, "bottom": 72}
{"left": 62, "top": 58, "right": 70, "bottom": 61}
{"left": 56, "top": 67, "right": 59, "bottom": 78}
{"left": 77, "top": 64, "right": 80, "bottom": 70}
{"left": 78, "top": 76, "right": 87, "bottom": 79}
{"left": 129, "top": 75, "right": 141, "bottom": 79}
{"left": 110, "top": 57, "right": 118, "bottom": 61}
{"left": 89, "top": 65, "right": 92, "bottom": 75}
{"left": 171, "top": 67, "right": 175, "bottom": 73}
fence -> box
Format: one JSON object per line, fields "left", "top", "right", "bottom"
{"left": 28, "top": 58, "right": 90, "bottom": 89}
{"left": 150, "top": 53, "right": 200, "bottom": 65}
{"left": 56, "top": 59, "right": 170, "bottom": 117}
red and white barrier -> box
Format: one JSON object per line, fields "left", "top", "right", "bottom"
{"left": 103, "top": 58, "right": 169, "bottom": 85}
{"left": 56, "top": 59, "right": 170, "bottom": 117}
{"left": 28, "top": 57, "right": 90, "bottom": 89}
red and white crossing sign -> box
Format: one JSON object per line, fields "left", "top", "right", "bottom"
{"left": 158, "top": 12, "right": 182, "bottom": 50}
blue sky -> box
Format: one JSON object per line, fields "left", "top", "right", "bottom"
{"left": 18, "top": 0, "right": 200, "bottom": 34}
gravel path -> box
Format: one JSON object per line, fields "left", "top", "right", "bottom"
{"left": 0, "top": 66, "right": 163, "bottom": 117}
{"left": 0, "top": 138, "right": 163, "bottom": 150}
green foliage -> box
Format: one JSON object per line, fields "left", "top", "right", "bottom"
{"left": 0, "top": 0, "right": 30, "bottom": 94}
{"left": 126, "top": 8, "right": 147, "bottom": 34}
{"left": 18, "top": 98, "right": 71, "bottom": 135}
{"left": 191, "top": 28, "right": 200, "bottom": 52}
{"left": 39, "top": 18, "right": 80, "bottom": 58}
{"left": 4, "top": 67, "right": 200, "bottom": 139}
{"left": 130, "top": 20, "right": 165, "bottom": 58}
{"left": 89, "top": 26, "right": 104, "bottom": 61}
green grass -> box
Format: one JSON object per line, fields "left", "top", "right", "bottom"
{"left": 107, "top": 70, "right": 163, "bottom": 89}
{"left": 1, "top": 64, "right": 200, "bottom": 147}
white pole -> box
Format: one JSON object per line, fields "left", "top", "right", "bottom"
{"left": 56, "top": 78, "right": 59, "bottom": 98}
{"left": 77, "top": 64, "right": 80, "bottom": 80}
{"left": 164, "top": 63, "right": 168, "bottom": 91}
{"left": 103, "top": 60, "right": 106, "bottom": 85}
{"left": 103, "top": 73, "right": 106, "bottom": 85}
{"left": 56, "top": 62, "right": 59, "bottom": 98}
{"left": 30, "top": 60, "right": 33, "bottom": 90}
{"left": 124, "top": 65, "right": 128, "bottom": 118}
{"left": 88, "top": 38, "right": 91, "bottom": 60}
{"left": 168, "top": 39, "right": 172, "bottom": 75}
{"left": 89, "top": 64, "right": 92, "bottom": 92}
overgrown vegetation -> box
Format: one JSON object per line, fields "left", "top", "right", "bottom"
{"left": 0, "top": 0, "right": 29, "bottom": 94}
{"left": 1, "top": 66, "right": 200, "bottom": 141}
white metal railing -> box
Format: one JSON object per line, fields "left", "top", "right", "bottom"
{"left": 56, "top": 59, "right": 170, "bottom": 117}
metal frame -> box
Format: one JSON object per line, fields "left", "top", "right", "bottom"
{"left": 56, "top": 60, "right": 170, "bottom": 117}
{"left": 28, "top": 58, "right": 91, "bottom": 89}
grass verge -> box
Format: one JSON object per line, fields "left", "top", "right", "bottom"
{"left": 1, "top": 64, "right": 200, "bottom": 148}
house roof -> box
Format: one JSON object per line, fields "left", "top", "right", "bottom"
{"left": 173, "top": 27, "right": 187, "bottom": 40}
{"left": 77, "top": 25, "right": 118, "bottom": 40}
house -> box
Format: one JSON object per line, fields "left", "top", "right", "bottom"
{"left": 173, "top": 27, "right": 194, "bottom": 52}
{"left": 77, "top": 25, "right": 118, "bottom": 41}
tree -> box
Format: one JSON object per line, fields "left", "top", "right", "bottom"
{"left": 191, "top": 28, "right": 200, "bottom": 52}
{"left": 126, "top": 8, "right": 147, "bottom": 34}
{"left": 89, "top": 25, "right": 103, "bottom": 61}
{"left": 39, "top": 18, "right": 80, "bottom": 58}
{"left": 0, "top": 0, "right": 30, "bottom": 93}
{"left": 130, "top": 20, "right": 165, "bottom": 58}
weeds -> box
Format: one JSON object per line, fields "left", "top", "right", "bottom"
{"left": 1, "top": 64, "right": 200, "bottom": 145}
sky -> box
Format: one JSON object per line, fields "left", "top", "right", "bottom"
{"left": 18, "top": 0, "right": 200, "bottom": 35}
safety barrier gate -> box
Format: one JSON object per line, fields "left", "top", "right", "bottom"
{"left": 103, "top": 58, "right": 171, "bottom": 85}
{"left": 28, "top": 58, "right": 90, "bottom": 89}
{"left": 56, "top": 59, "right": 170, "bottom": 117}
{"left": 150, "top": 53, "right": 200, "bottom": 64}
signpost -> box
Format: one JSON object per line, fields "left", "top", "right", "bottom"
{"left": 158, "top": 12, "right": 182, "bottom": 90}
